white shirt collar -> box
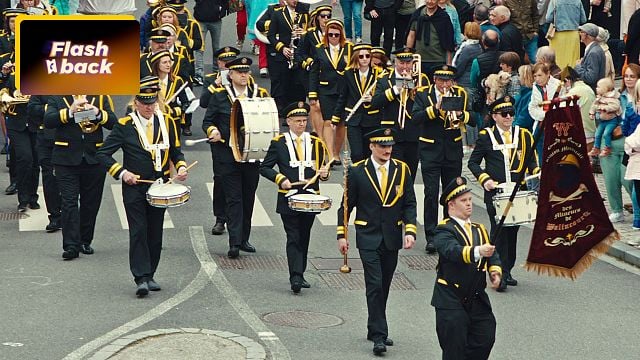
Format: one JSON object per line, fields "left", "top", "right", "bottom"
{"left": 136, "top": 111, "right": 153, "bottom": 125}
{"left": 450, "top": 215, "right": 471, "bottom": 229}
{"left": 370, "top": 156, "right": 389, "bottom": 171}
{"left": 358, "top": 69, "right": 369, "bottom": 78}
{"left": 330, "top": 44, "right": 340, "bottom": 52}
{"left": 289, "top": 131, "right": 306, "bottom": 141}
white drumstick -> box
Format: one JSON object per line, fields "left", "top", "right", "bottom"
{"left": 184, "top": 138, "right": 210, "bottom": 146}
{"left": 524, "top": 173, "right": 541, "bottom": 182}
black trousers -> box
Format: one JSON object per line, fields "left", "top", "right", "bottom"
{"left": 280, "top": 213, "right": 315, "bottom": 282}
{"left": 124, "top": 187, "right": 166, "bottom": 284}
{"left": 210, "top": 150, "right": 226, "bottom": 223}
{"left": 359, "top": 243, "right": 398, "bottom": 342}
{"left": 36, "top": 134, "right": 61, "bottom": 221}
{"left": 55, "top": 162, "right": 105, "bottom": 251}
{"left": 435, "top": 301, "right": 496, "bottom": 360}
{"left": 487, "top": 201, "right": 519, "bottom": 278}
{"left": 268, "top": 59, "right": 306, "bottom": 116}
{"left": 391, "top": 141, "right": 419, "bottom": 181}
{"left": 347, "top": 124, "right": 376, "bottom": 163}
{"left": 394, "top": 13, "right": 412, "bottom": 51}
{"left": 370, "top": 7, "right": 396, "bottom": 56}
{"left": 218, "top": 161, "right": 259, "bottom": 247}
{"left": 7, "top": 128, "right": 39, "bottom": 205}
{"left": 420, "top": 154, "right": 462, "bottom": 238}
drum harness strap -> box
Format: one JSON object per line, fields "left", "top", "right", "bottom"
{"left": 129, "top": 109, "right": 170, "bottom": 174}
{"left": 284, "top": 132, "right": 314, "bottom": 182}
{"left": 224, "top": 83, "right": 258, "bottom": 103}
{"left": 485, "top": 126, "right": 519, "bottom": 192}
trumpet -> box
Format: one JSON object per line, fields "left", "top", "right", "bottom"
{"left": 73, "top": 95, "right": 99, "bottom": 134}
{"left": 0, "top": 88, "right": 30, "bottom": 113}
{"left": 443, "top": 88, "right": 462, "bottom": 130}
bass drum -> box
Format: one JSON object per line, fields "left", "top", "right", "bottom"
{"left": 230, "top": 97, "right": 280, "bottom": 162}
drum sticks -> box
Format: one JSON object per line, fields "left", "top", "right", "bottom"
{"left": 184, "top": 138, "right": 210, "bottom": 146}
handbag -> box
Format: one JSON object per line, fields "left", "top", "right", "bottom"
{"left": 546, "top": 0, "right": 557, "bottom": 40}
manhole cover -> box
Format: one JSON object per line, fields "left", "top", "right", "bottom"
{"left": 262, "top": 310, "right": 344, "bottom": 329}
{"left": 110, "top": 333, "right": 246, "bottom": 360}
{"left": 400, "top": 255, "right": 439, "bottom": 270}
{"left": 0, "top": 212, "right": 27, "bottom": 221}
{"left": 318, "top": 272, "right": 416, "bottom": 290}
{"left": 215, "top": 255, "right": 289, "bottom": 270}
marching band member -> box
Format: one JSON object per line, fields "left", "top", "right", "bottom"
{"left": 370, "top": 46, "right": 390, "bottom": 75}
{"left": 336, "top": 128, "right": 417, "bottom": 356}
{"left": 140, "top": 27, "right": 191, "bottom": 84}
{"left": 150, "top": 50, "right": 190, "bottom": 128}
{"left": 468, "top": 97, "right": 539, "bottom": 292}
{"left": 431, "top": 176, "right": 501, "bottom": 360}
{"left": 267, "top": 0, "right": 309, "bottom": 116}
{"left": 167, "top": 0, "right": 203, "bottom": 84}
{"left": 259, "top": 102, "right": 330, "bottom": 293}
{"left": 332, "top": 43, "right": 380, "bottom": 163}
{"left": 203, "top": 57, "right": 270, "bottom": 258}
{"left": 96, "top": 76, "right": 188, "bottom": 297}
{"left": 155, "top": 6, "right": 193, "bottom": 59}
{"left": 44, "top": 92, "right": 117, "bottom": 260}
{"left": 309, "top": 19, "right": 351, "bottom": 162}
{"left": 371, "top": 48, "right": 430, "bottom": 180}
{"left": 28, "top": 94, "right": 62, "bottom": 232}
{"left": 0, "top": 8, "right": 26, "bottom": 56}
{"left": 412, "top": 64, "right": 470, "bottom": 253}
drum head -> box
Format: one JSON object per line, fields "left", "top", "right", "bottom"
{"left": 147, "top": 183, "right": 189, "bottom": 196}
{"left": 230, "top": 99, "right": 247, "bottom": 162}
{"left": 290, "top": 193, "right": 329, "bottom": 201}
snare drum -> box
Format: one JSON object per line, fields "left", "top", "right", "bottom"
{"left": 230, "top": 97, "right": 279, "bottom": 162}
{"left": 146, "top": 183, "right": 191, "bottom": 208}
{"left": 288, "top": 193, "right": 332, "bottom": 212}
{"left": 492, "top": 191, "right": 537, "bottom": 226}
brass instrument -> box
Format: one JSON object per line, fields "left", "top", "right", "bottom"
{"left": 73, "top": 95, "right": 99, "bottom": 134}
{"left": 412, "top": 54, "right": 422, "bottom": 88}
{"left": 0, "top": 88, "right": 30, "bottom": 113}
{"left": 397, "top": 54, "right": 422, "bottom": 129}
{"left": 443, "top": 88, "right": 463, "bottom": 130}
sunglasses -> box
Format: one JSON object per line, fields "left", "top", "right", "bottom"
{"left": 499, "top": 111, "right": 515, "bottom": 117}
{"left": 328, "top": 33, "right": 341, "bottom": 38}
{"left": 358, "top": 54, "right": 371, "bottom": 59}
{"left": 318, "top": 13, "right": 331, "bottom": 18}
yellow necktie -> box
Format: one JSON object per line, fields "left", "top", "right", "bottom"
{"left": 360, "top": 74, "right": 367, "bottom": 92}
{"left": 504, "top": 130, "right": 512, "bottom": 158}
{"left": 146, "top": 120, "right": 154, "bottom": 144}
{"left": 464, "top": 222, "right": 472, "bottom": 241}
{"left": 295, "top": 137, "right": 304, "bottom": 160}
{"left": 379, "top": 165, "right": 387, "bottom": 195}
{"left": 332, "top": 48, "right": 339, "bottom": 64}
{"left": 160, "top": 81, "right": 167, "bottom": 96}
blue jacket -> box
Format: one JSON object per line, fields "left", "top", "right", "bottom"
{"left": 514, "top": 86, "right": 534, "bottom": 131}
{"left": 545, "top": 0, "right": 586, "bottom": 32}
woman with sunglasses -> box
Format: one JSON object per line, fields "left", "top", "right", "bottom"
{"left": 331, "top": 44, "right": 380, "bottom": 162}
{"left": 300, "top": 5, "right": 333, "bottom": 135}
{"left": 308, "top": 19, "right": 352, "bottom": 163}
{"left": 468, "top": 96, "right": 540, "bottom": 292}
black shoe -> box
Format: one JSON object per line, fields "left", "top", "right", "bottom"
{"left": 80, "top": 244, "right": 94, "bottom": 255}
{"left": 291, "top": 279, "right": 302, "bottom": 294}
{"left": 367, "top": 336, "right": 393, "bottom": 346}
{"left": 211, "top": 222, "right": 225, "bottom": 235}
{"left": 425, "top": 240, "right": 436, "bottom": 254}
{"left": 28, "top": 201, "right": 40, "bottom": 210}
{"left": 45, "top": 219, "right": 62, "bottom": 233}
{"left": 4, "top": 183, "right": 17, "bottom": 195}
{"left": 496, "top": 279, "right": 507, "bottom": 292}
{"left": 182, "top": 127, "right": 192, "bottom": 136}
{"left": 505, "top": 275, "right": 518, "bottom": 286}
{"left": 17, "top": 203, "right": 28, "bottom": 212}
{"left": 136, "top": 282, "right": 149, "bottom": 297}
{"left": 301, "top": 279, "right": 311, "bottom": 288}
{"left": 240, "top": 241, "right": 256, "bottom": 253}
{"left": 148, "top": 279, "right": 161, "bottom": 291}
{"left": 62, "top": 249, "right": 79, "bottom": 260}
{"left": 373, "top": 342, "right": 387, "bottom": 355}
{"left": 228, "top": 246, "right": 240, "bottom": 259}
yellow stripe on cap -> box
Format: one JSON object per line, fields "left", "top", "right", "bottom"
{"left": 434, "top": 69, "right": 455, "bottom": 76}
{"left": 445, "top": 184, "right": 468, "bottom": 203}
{"left": 492, "top": 102, "right": 513, "bottom": 111}
{"left": 369, "top": 136, "right": 393, "bottom": 143}
{"left": 287, "top": 108, "right": 308, "bottom": 118}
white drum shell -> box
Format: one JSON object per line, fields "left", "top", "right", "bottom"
{"left": 492, "top": 191, "right": 537, "bottom": 226}
{"left": 230, "top": 97, "right": 280, "bottom": 162}
{"left": 288, "top": 193, "right": 332, "bottom": 212}
{"left": 146, "top": 183, "right": 191, "bottom": 208}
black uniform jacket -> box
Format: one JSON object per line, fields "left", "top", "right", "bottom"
{"left": 431, "top": 218, "right": 502, "bottom": 310}
{"left": 200, "top": 71, "right": 256, "bottom": 108}
{"left": 411, "top": 84, "right": 470, "bottom": 162}
{"left": 371, "top": 69, "right": 431, "bottom": 142}
{"left": 337, "top": 158, "right": 418, "bottom": 250}
{"left": 331, "top": 67, "right": 382, "bottom": 126}
{"left": 201, "top": 84, "right": 270, "bottom": 163}
{"left": 44, "top": 95, "right": 117, "bottom": 166}
{"left": 308, "top": 42, "right": 352, "bottom": 99}
{"left": 299, "top": 26, "right": 323, "bottom": 70}
{"left": 2, "top": 74, "right": 35, "bottom": 132}
{"left": 259, "top": 132, "right": 331, "bottom": 214}
{"left": 139, "top": 50, "right": 191, "bottom": 81}
{"left": 96, "top": 112, "right": 186, "bottom": 201}
{"left": 267, "top": 5, "right": 310, "bottom": 63}
{"left": 468, "top": 125, "right": 540, "bottom": 204}
{"left": 27, "top": 95, "right": 55, "bottom": 140}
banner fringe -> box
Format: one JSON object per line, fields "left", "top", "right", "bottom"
{"left": 524, "top": 230, "right": 620, "bottom": 280}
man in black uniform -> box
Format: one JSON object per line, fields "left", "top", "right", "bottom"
{"left": 203, "top": 57, "right": 270, "bottom": 258}
{"left": 44, "top": 93, "right": 116, "bottom": 259}
{"left": 431, "top": 176, "right": 502, "bottom": 360}
{"left": 140, "top": 27, "right": 191, "bottom": 83}
{"left": 28, "top": 94, "right": 61, "bottom": 232}
{"left": 260, "top": 102, "right": 330, "bottom": 293}
{"left": 97, "top": 76, "right": 188, "bottom": 297}
{"left": 267, "top": 0, "right": 309, "bottom": 115}
{"left": 199, "top": 46, "right": 238, "bottom": 236}
{"left": 337, "top": 128, "right": 417, "bottom": 356}
{"left": 468, "top": 97, "right": 539, "bottom": 291}
{"left": 412, "top": 65, "right": 470, "bottom": 253}
{"left": 371, "top": 47, "right": 430, "bottom": 179}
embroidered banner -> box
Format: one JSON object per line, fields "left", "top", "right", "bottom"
{"left": 525, "top": 100, "right": 619, "bottom": 279}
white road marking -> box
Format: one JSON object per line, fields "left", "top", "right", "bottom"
{"left": 206, "top": 182, "right": 273, "bottom": 226}
{"left": 18, "top": 187, "right": 49, "bottom": 232}
{"left": 111, "top": 184, "right": 174, "bottom": 229}
{"left": 316, "top": 183, "right": 354, "bottom": 226}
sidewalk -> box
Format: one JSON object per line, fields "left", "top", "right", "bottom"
{"left": 459, "top": 153, "right": 640, "bottom": 268}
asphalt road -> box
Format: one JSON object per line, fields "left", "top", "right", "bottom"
{"left": 1, "top": 1, "right": 639, "bottom": 359}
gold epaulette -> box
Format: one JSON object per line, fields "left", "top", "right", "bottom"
{"left": 438, "top": 218, "right": 450, "bottom": 226}
{"left": 212, "top": 87, "right": 226, "bottom": 93}
{"left": 272, "top": 134, "right": 284, "bottom": 141}
{"left": 274, "top": 5, "right": 285, "bottom": 11}
{"left": 351, "top": 159, "right": 366, "bottom": 167}
{"left": 118, "top": 116, "right": 132, "bottom": 125}
{"left": 259, "top": 88, "right": 270, "bottom": 97}
{"left": 479, "top": 129, "right": 487, "bottom": 135}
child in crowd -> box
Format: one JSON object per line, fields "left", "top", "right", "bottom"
{"left": 588, "top": 77, "right": 622, "bottom": 157}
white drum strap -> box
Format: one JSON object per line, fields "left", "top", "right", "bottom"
{"left": 284, "top": 132, "right": 314, "bottom": 181}
{"left": 485, "top": 126, "right": 519, "bottom": 188}
{"left": 130, "top": 110, "right": 170, "bottom": 172}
